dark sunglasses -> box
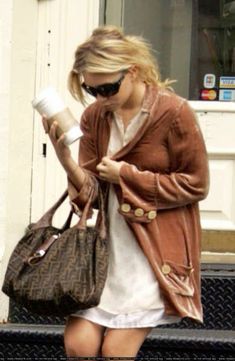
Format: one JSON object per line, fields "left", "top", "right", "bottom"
{"left": 82, "top": 73, "right": 126, "bottom": 98}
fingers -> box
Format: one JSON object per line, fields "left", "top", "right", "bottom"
{"left": 96, "top": 157, "right": 118, "bottom": 182}
{"left": 97, "top": 157, "right": 107, "bottom": 172}
{"left": 57, "top": 133, "right": 65, "bottom": 146}
{"left": 97, "top": 157, "right": 116, "bottom": 172}
{"left": 49, "top": 121, "right": 58, "bottom": 140}
{"left": 42, "top": 116, "right": 58, "bottom": 141}
{"left": 96, "top": 161, "right": 107, "bottom": 181}
{"left": 42, "top": 117, "right": 49, "bottom": 133}
{"left": 96, "top": 162, "right": 106, "bottom": 173}
{"left": 41, "top": 117, "right": 71, "bottom": 165}
{"left": 101, "top": 156, "right": 111, "bottom": 165}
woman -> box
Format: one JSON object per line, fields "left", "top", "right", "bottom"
{"left": 43, "top": 25, "right": 209, "bottom": 358}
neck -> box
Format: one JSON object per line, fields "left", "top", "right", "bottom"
{"left": 116, "top": 81, "right": 146, "bottom": 127}
{"left": 120, "top": 81, "right": 146, "bottom": 113}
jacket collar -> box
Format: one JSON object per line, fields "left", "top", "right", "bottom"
{"left": 142, "top": 84, "right": 160, "bottom": 112}
{"left": 110, "top": 85, "right": 160, "bottom": 160}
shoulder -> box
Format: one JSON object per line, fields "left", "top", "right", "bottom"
{"left": 159, "top": 88, "right": 196, "bottom": 125}
{"left": 148, "top": 86, "right": 198, "bottom": 135}
{"left": 160, "top": 90, "right": 199, "bottom": 136}
{"left": 157, "top": 87, "right": 188, "bottom": 115}
{"left": 145, "top": 85, "right": 186, "bottom": 118}
{"left": 145, "top": 86, "right": 189, "bottom": 126}
{"left": 160, "top": 88, "right": 197, "bottom": 120}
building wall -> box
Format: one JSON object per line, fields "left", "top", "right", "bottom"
{"left": 0, "top": 0, "right": 12, "bottom": 321}
{"left": 0, "top": 0, "right": 38, "bottom": 321}
{"left": 0, "top": 0, "right": 99, "bottom": 321}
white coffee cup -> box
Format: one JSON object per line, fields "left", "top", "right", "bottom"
{"left": 32, "top": 87, "right": 83, "bottom": 145}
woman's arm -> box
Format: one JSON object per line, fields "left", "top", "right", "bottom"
{"left": 42, "top": 117, "right": 86, "bottom": 190}
{"left": 42, "top": 115, "right": 99, "bottom": 210}
{"left": 117, "top": 101, "right": 209, "bottom": 212}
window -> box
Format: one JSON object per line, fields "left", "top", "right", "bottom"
{"left": 102, "top": 0, "right": 235, "bottom": 101}
{"left": 191, "top": 0, "right": 235, "bottom": 101}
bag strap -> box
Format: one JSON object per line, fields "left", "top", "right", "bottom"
{"left": 94, "top": 186, "right": 107, "bottom": 239}
{"left": 76, "top": 189, "right": 94, "bottom": 230}
{"left": 31, "top": 190, "right": 69, "bottom": 230}
{"left": 76, "top": 184, "right": 107, "bottom": 239}
{"left": 31, "top": 182, "right": 107, "bottom": 239}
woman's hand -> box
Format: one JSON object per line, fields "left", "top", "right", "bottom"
{"left": 42, "top": 117, "right": 71, "bottom": 165}
{"left": 96, "top": 156, "right": 124, "bottom": 184}
{"left": 42, "top": 116, "right": 85, "bottom": 190}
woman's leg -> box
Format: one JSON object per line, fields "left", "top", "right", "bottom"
{"left": 64, "top": 316, "right": 105, "bottom": 357}
{"left": 101, "top": 327, "right": 152, "bottom": 358}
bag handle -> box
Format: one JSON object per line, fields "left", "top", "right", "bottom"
{"left": 31, "top": 190, "right": 69, "bottom": 230}
{"left": 27, "top": 184, "right": 107, "bottom": 265}
{"left": 76, "top": 183, "right": 107, "bottom": 240}
{"left": 31, "top": 183, "right": 106, "bottom": 234}
{"left": 94, "top": 186, "right": 107, "bottom": 239}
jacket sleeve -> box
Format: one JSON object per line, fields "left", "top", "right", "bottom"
{"left": 118, "top": 101, "right": 209, "bottom": 213}
{"left": 67, "top": 110, "right": 99, "bottom": 211}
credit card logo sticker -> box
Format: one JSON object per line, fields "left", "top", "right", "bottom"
{"left": 219, "top": 77, "right": 235, "bottom": 88}
{"left": 219, "top": 89, "right": 235, "bottom": 101}
{"left": 200, "top": 89, "right": 217, "bottom": 100}
{"left": 204, "top": 74, "right": 216, "bottom": 89}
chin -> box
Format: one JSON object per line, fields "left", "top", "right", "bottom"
{"left": 104, "top": 103, "right": 119, "bottom": 111}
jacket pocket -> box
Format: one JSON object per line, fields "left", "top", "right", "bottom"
{"left": 162, "top": 260, "right": 195, "bottom": 297}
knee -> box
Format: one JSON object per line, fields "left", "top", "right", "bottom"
{"left": 101, "top": 339, "right": 119, "bottom": 358}
{"left": 64, "top": 332, "right": 92, "bottom": 357}
{"left": 64, "top": 318, "right": 102, "bottom": 357}
{"left": 101, "top": 336, "right": 141, "bottom": 358}
{"left": 64, "top": 324, "right": 85, "bottom": 357}
{"left": 64, "top": 331, "right": 79, "bottom": 357}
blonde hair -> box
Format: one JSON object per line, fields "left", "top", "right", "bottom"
{"left": 68, "top": 25, "right": 173, "bottom": 105}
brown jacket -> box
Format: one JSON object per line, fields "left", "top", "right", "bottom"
{"left": 68, "top": 85, "right": 209, "bottom": 322}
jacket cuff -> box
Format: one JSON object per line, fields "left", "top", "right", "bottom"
{"left": 118, "top": 162, "right": 157, "bottom": 223}
{"left": 68, "top": 171, "right": 98, "bottom": 213}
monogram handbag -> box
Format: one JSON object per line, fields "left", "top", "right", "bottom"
{"left": 2, "top": 186, "right": 108, "bottom": 316}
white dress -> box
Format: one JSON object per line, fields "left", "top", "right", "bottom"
{"left": 73, "top": 110, "right": 180, "bottom": 328}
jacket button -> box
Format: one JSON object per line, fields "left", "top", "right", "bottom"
{"left": 162, "top": 264, "right": 171, "bottom": 275}
{"left": 121, "top": 203, "right": 131, "bottom": 213}
{"left": 147, "top": 210, "right": 157, "bottom": 220}
{"left": 134, "top": 208, "right": 144, "bottom": 217}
